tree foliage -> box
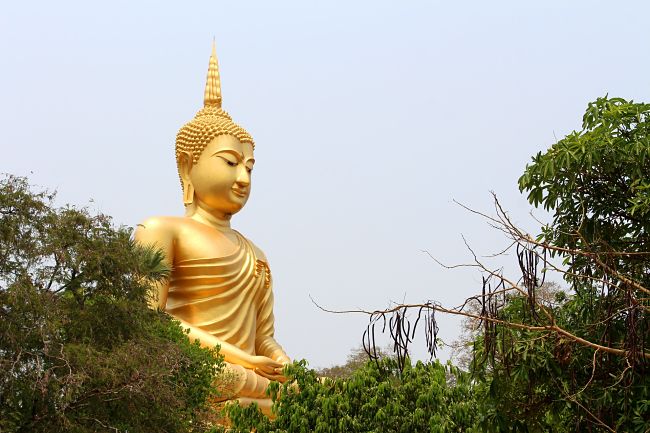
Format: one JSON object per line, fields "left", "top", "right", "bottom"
{"left": 447, "top": 96, "right": 650, "bottom": 432}
{"left": 223, "top": 358, "right": 483, "bottom": 433}
{"left": 506, "top": 96, "right": 650, "bottom": 431}
{"left": 519, "top": 96, "right": 650, "bottom": 295}
{"left": 0, "top": 175, "right": 224, "bottom": 433}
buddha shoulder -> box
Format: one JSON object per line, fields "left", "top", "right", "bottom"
{"left": 135, "top": 215, "right": 221, "bottom": 238}
{"left": 244, "top": 236, "right": 268, "bottom": 263}
{"left": 134, "top": 216, "right": 183, "bottom": 249}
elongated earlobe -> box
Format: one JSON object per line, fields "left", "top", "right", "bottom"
{"left": 183, "top": 182, "right": 194, "bottom": 206}
{"left": 179, "top": 151, "right": 194, "bottom": 206}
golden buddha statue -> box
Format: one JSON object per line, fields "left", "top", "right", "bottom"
{"left": 135, "top": 42, "right": 290, "bottom": 414}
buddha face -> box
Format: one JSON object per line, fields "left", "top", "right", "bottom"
{"left": 182, "top": 134, "right": 255, "bottom": 216}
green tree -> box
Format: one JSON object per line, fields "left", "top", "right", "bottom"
{"left": 0, "top": 175, "right": 224, "bottom": 432}
{"left": 223, "top": 358, "right": 483, "bottom": 433}
{"left": 508, "top": 96, "right": 650, "bottom": 431}
{"left": 443, "top": 96, "right": 650, "bottom": 432}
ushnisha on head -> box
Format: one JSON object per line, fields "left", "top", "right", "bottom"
{"left": 176, "top": 42, "right": 255, "bottom": 216}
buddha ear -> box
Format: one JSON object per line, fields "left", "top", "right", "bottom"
{"left": 178, "top": 151, "right": 195, "bottom": 206}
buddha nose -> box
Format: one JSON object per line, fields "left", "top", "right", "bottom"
{"left": 235, "top": 166, "right": 250, "bottom": 187}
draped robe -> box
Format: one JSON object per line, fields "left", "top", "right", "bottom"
{"left": 165, "top": 231, "right": 286, "bottom": 398}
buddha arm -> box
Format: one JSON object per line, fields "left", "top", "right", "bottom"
{"left": 175, "top": 317, "right": 270, "bottom": 368}
{"left": 255, "top": 278, "right": 290, "bottom": 364}
{"left": 172, "top": 309, "right": 284, "bottom": 376}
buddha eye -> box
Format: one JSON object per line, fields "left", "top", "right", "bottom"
{"left": 217, "top": 155, "right": 238, "bottom": 167}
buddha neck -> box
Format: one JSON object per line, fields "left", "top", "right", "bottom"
{"left": 188, "top": 202, "right": 233, "bottom": 231}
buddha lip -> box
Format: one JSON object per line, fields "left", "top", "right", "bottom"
{"left": 232, "top": 189, "right": 247, "bottom": 197}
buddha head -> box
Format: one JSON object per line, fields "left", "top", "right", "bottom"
{"left": 175, "top": 43, "right": 255, "bottom": 217}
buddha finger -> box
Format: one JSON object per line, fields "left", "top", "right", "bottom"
{"left": 253, "top": 363, "right": 281, "bottom": 374}
{"left": 254, "top": 369, "right": 286, "bottom": 382}
{"left": 250, "top": 355, "right": 282, "bottom": 370}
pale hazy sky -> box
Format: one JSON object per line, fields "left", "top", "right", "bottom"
{"left": 2, "top": 1, "right": 649, "bottom": 368}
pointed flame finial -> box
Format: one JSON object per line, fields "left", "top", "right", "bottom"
{"left": 203, "top": 39, "right": 222, "bottom": 108}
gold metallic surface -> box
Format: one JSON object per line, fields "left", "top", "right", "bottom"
{"left": 135, "top": 44, "right": 289, "bottom": 413}
{"left": 204, "top": 40, "right": 222, "bottom": 108}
